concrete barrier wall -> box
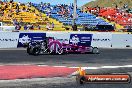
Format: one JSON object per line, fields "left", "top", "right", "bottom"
{"left": 0, "top": 31, "right": 132, "bottom": 48}
{"left": 0, "top": 32, "right": 19, "bottom": 48}
{"left": 112, "top": 34, "right": 132, "bottom": 48}
{"left": 91, "top": 32, "right": 112, "bottom": 48}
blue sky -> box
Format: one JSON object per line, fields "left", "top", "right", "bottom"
{"left": 14, "top": 0, "right": 94, "bottom": 7}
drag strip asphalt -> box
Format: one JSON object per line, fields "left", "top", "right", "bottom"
{"left": 0, "top": 48, "right": 132, "bottom": 67}
{"left": 0, "top": 48, "right": 132, "bottom": 88}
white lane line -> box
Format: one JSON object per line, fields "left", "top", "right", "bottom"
{"left": 53, "top": 66, "right": 68, "bottom": 68}
{"left": 101, "top": 65, "right": 132, "bottom": 69}
{"left": 80, "top": 65, "right": 132, "bottom": 70}
{"left": 69, "top": 65, "right": 132, "bottom": 76}
{"left": 37, "top": 64, "right": 132, "bottom": 69}
{"left": 37, "top": 65, "right": 49, "bottom": 67}
{"left": 101, "top": 66, "right": 123, "bottom": 68}
{"left": 123, "top": 65, "right": 132, "bottom": 67}
{"left": 79, "top": 67, "right": 101, "bottom": 70}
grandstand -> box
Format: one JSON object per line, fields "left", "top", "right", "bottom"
{"left": 0, "top": 0, "right": 131, "bottom": 32}
{"left": 85, "top": 7, "right": 132, "bottom": 32}
{"left": 32, "top": 3, "right": 115, "bottom": 31}
{"left": 84, "top": 0, "right": 132, "bottom": 32}
{"left": 0, "top": 1, "right": 64, "bottom": 31}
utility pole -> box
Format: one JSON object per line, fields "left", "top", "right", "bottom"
{"left": 72, "top": 0, "right": 77, "bottom": 26}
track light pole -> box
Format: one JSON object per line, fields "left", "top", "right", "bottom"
{"left": 72, "top": 0, "right": 77, "bottom": 26}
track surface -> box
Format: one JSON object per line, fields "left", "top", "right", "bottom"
{"left": 0, "top": 49, "right": 132, "bottom": 66}
{"left": 0, "top": 48, "right": 132, "bottom": 88}
{"left": 0, "top": 65, "right": 77, "bottom": 80}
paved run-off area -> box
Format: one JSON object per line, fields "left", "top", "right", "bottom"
{"left": 0, "top": 65, "right": 77, "bottom": 80}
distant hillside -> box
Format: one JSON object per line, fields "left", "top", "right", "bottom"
{"left": 84, "top": 0, "right": 132, "bottom": 8}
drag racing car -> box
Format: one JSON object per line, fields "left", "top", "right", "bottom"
{"left": 27, "top": 37, "right": 99, "bottom": 55}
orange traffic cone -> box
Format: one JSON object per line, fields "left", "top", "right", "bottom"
{"left": 78, "top": 67, "right": 86, "bottom": 76}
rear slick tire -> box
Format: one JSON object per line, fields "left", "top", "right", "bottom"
{"left": 27, "top": 47, "right": 32, "bottom": 55}
{"left": 32, "top": 47, "right": 40, "bottom": 56}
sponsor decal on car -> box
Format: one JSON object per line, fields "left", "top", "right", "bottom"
{"left": 70, "top": 34, "right": 93, "bottom": 47}
{"left": 19, "top": 35, "right": 31, "bottom": 45}
{"left": 17, "top": 33, "right": 46, "bottom": 47}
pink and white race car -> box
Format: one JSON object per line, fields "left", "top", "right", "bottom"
{"left": 27, "top": 37, "right": 99, "bottom": 55}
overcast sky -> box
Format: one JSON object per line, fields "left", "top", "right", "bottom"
{"left": 14, "top": 0, "right": 94, "bottom": 7}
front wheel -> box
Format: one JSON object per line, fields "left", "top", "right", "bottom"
{"left": 92, "top": 47, "right": 99, "bottom": 54}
